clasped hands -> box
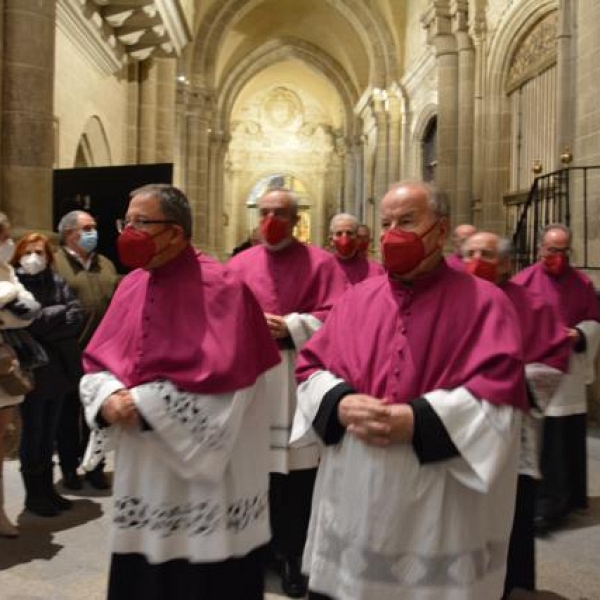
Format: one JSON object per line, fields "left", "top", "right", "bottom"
{"left": 100, "top": 389, "right": 140, "bottom": 428}
{"left": 338, "top": 393, "right": 414, "bottom": 447}
{"left": 264, "top": 312, "right": 289, "bottom": 339}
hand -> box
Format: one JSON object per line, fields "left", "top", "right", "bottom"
{"left": 100, "top": 389, "right": 140, "bottom": 428}
{"left": 264, "top": 313, "right": 289, "bottom": 339}
{"left": 338, "top": 394, "right": 392, "bottom": 447}
{"left": 566, "top": 327, "right": 581, "bottom": 346}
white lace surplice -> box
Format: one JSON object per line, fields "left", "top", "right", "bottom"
{"left": 293, "top": 372, "right": 521, "bottom": 600}
{"left": 80, "top": 371, "right": 271, "bottom": 564}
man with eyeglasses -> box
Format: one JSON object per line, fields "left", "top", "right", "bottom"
{"left": 54, "top": 210, "right": 119, "bottom": 491}
{"left": 228, "top": 187, "right": 347, "bottom": 598}
{"left": 80, "top": 184, "right": 280, "bottom": 600}
{"left": 513, "top": 223, "right": 600, "bottom": 534}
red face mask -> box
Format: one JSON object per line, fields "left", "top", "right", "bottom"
{"left": 333, "top": 236, "right": 358, "bottom": 258}
{"left": 381, "top": 221, "right": 438, "bottom": 276}
{"left": 118, "top": 228, "right": 162, "bottom": 269}
{"left": 260, "top": 216, "right": 290, "bottom": 246}
{"left": 465, "top": 258, "right": 498, "bottom": 282}
{"left": 357, "top": 238, "right": 369, "bottom": 255}
{"left": 542, "top": 253, "right": 568, "bottom": 277}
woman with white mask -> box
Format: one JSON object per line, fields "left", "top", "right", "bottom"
{"left": 0, "top": 214, "right": 40, "bottom": 537}
{"left": 11, "top": 233, "right": 83, "bottom": 518}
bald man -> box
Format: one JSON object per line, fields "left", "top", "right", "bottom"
{"left": 446, "top": 223, "right": 476, "bottom": 271}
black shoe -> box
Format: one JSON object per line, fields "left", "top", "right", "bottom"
{"left": 62, "top": 471, "right": 83, "bottom": 490}
{"left": 48, "top": 487, "right": 73, "bottom": 510}
{"left": 25, "top": 495, "right": 60, "bottom": 517}
{"left": 85, "top": 470, "right": 111, "bottom": 490}
{"left": 281, "top": 558, "right": 308, "bottom": 599}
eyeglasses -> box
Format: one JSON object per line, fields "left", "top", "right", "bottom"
{"left": 116, "top": 218, "right": 176, "bottom": 233}
{"left": 544, "top": 246, "right": 571, "bottom": 256}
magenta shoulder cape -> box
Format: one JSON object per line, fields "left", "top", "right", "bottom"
{"left": 335, "top": 253, "right": 385, "bottom": 286}
{"left": 501, "top": 281, "right": 570, "bottom": 371}
{"left": 512, "top": 262, "right": 600, "bottom": 328}
{"left": 84, "top": 246, "right": 280, "bottom": 394}
{"left": 297, "top": 262, "right": 528, "bottom": 410}
{"left": 228, "top": 240, "right": 348, "bottom": 322}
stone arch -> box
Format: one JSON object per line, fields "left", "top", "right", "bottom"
{"left": 217, "top": 37, "right": 359, "bottom": 136}
{"left": 191, "top": 0, "right": 398, "bottom": 90}
{"left": 482, "top": 0, "right": 558, "bottom": 229}
{"left": 73, "top": 115, "right": 112, "bottom": 167}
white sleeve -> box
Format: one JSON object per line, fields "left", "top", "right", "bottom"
{"left": 79, "top": 371, "right": 127, "bottom": 428}
{"left": 132, "top": 377, "right": 262, "bottom": 483}
{"left": 0, "top": 269, "right": 38, "bottom": 328}
{"left": 79, "top": 371, "right": 126, "bottom": 471}
{"left": 576, "top": 320, "right": 600, "bottom": 384}
{"left": 291, "top": 370, "right": 345, "bottom": 446}
{"left": 525, "top": 362, "right": 564, "bottom": 414}
{"left": 424, "top": 387, "right": 520, "bottom": 493}
{"left": 284, "top": 312, "right": 322, "bottom": 349}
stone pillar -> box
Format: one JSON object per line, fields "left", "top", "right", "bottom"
{"left": 372, "top": 95, "right": 389, "bottom": 201}
{"left": 453, "top": 1, "right": 475, "bottom": 225}
{"left": 1, "top": 0, "right": 55, "bottom": 230}
{"left": 174, "top": 82, "right": 212, "bottom": 248}
{"left": 126, "top": 63, "right": 140, "bottom": 164}
{"left": 138, "top": 58, "right": 176, "bottom": 164}
{"left": 556, "top": 0, "right": 574, "bottom": 170}
{"left": 423, "top": 2, "right": 458, "bottom": 212}
{"left": 207, "top": 131, "right": 227, "bottom": 257}
{"left": 470, "top": 14, "right": 486, "bottom": 226}
{"left": 388, "top": 95, "right": 402, "bottom": 184}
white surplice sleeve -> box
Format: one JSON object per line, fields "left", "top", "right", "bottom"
{"left": 132, "top": 377, "right": 264, "bottom": 483}
{"left": 284, "top": 312, "right": 322, "bottom": 349}
{"left": 424, "top": 387, "right": 520, "bottom": 493}
{"left": 79, "top": 371, "right": 126, "bottom": 471}
{"left": 291, "top": 370, "right": 344, "bottom": 445}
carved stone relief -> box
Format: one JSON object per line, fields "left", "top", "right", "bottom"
{"left": 506, "top": 11, "right": 557, "bottom": 92}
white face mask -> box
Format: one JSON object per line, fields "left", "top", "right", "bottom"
{"left": 20, "top": 253, "right": 47, "bottom": 276}
{"left": 0, "top": 238, "right": 15, "bottom": 264}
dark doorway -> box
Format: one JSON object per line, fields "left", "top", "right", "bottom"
{"left": 422, "top": 116, "right": 437, "bottom": 183}
{"left": 53, "top": 163, "right": 173, "bottom": 273}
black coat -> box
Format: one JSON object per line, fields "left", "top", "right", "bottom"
{"left": 16, "top": 267, "right": 85, "bottom": 398}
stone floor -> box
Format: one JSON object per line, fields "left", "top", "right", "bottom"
{"left": 1, "top": 435, "right": 600, "bottom": 599}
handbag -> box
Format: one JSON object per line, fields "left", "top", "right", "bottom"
{"left": 0, "top": 342, "right": 33, "bottom": 395}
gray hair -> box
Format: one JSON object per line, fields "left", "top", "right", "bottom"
{"left": 130, "top": 184, "right": 192, "bottom": 239}
{"left": 388, "top": 180, "right": 450, "bottom": 220}
{"left": 57, "top": 210, "right": 89, "bottom": 244}
{"left": 330, "top": 213, "right": 358, "bottom": 234}
{"left": 260, "top": 187, "right": 299, "bottom": 218}
{"left": 539, "top": 223, "right": 571, "bottom": 247}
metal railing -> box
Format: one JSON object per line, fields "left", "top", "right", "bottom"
{"left": 508, "top": 166, "right": 600, "bottom": 272}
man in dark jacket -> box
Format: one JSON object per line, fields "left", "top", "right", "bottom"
{"left": 53, "top": 210, "right": 119, "bottom": 490}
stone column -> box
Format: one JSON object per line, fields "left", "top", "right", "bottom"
{"left": 423, "top": 2, "right": 458, "bottom": 212}
{"left": 470, "top": 13, "right": 487, "bottom": 226}
{"left": 387, "top": 95, "right": 402, "bottom": 184}
{"left": 453, "top": 1, "right": 475, "bottom": 225}
{"left": 138, "top": 58, "right": 176, "bottom": 164}
{"left": 372, "top": 94, "right": 389, "bottom": 201}
{"left": 1, "top": 0, "right": 55, "bottom": 230}
{"left": 556, "top": 0, "right": 574, "bottom": 169}
{"left": 207, "top": 130, "right": 227, "bottom": 257}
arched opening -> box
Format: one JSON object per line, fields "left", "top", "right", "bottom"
{"left": 73, "top": 116, "right": 112, "bottom": 167}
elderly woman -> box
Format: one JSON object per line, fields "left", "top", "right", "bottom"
{"left": 0, "top": 214, "right": 40, "bottom": 537}
{"left": 11, "top": 233, "right": 84, "bottom": 517}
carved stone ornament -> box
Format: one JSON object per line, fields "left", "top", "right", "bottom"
{"left": 263, "top": 87, "right": 303, "bottom": 131}
{"left": 506, "top": 11, "right": 557, "bottom": 93}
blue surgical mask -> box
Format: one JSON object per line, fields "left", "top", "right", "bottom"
{"left": 78, "top": 229, "right": 98, "bottom": 254}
